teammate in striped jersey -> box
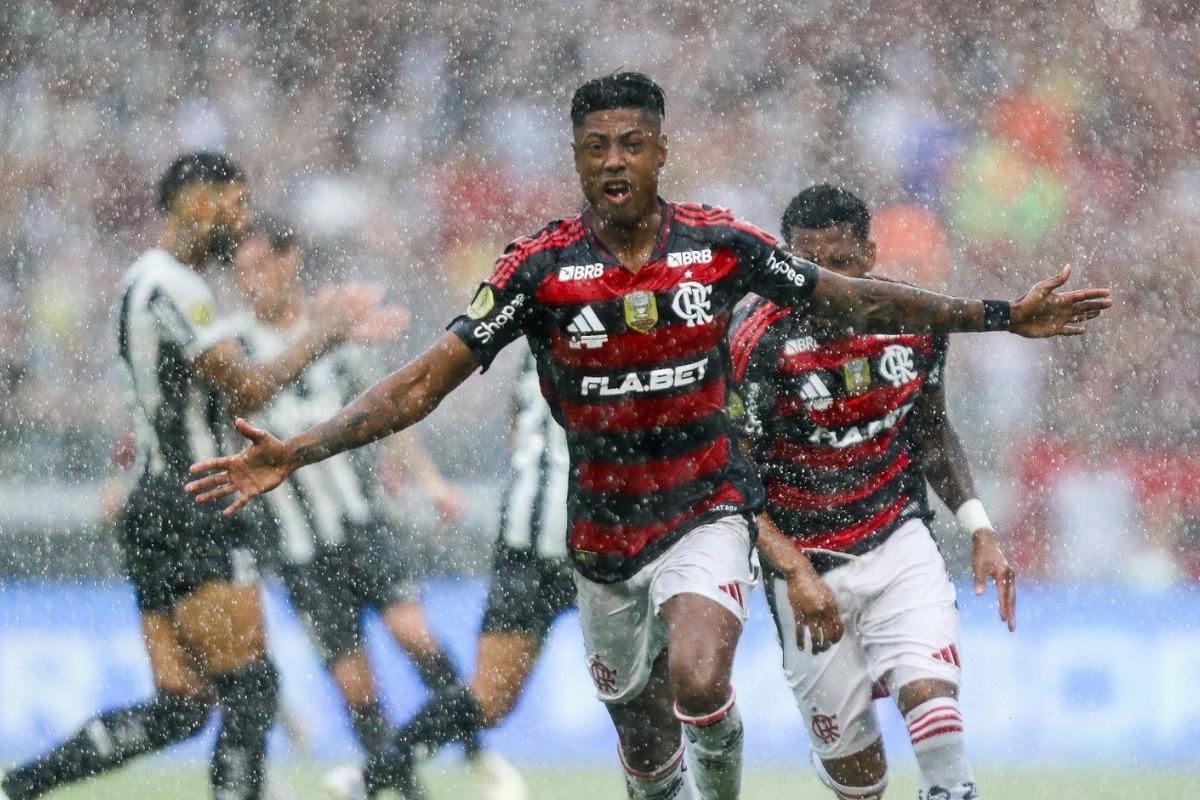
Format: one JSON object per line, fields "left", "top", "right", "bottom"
{"left": 381, "top": 344, "right": 573, "bottom": 800}
{"left": 230, "top": 219, "right": 527, "bottom": 800}
{"left": 730, "top": 186, "right": 1017, "bottom": 800}
{"left": 185, "top": 75, "right": 1109, "bottom": 800}
{"left": 0, "top": 153, "right": 390, "bottom": 800}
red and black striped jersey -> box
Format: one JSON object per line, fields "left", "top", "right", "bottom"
{"left": 728, "top": 291, "right": 948, "bottom": 567}
{"left": 447, "top": 200, "right": 819, "bottom": 582}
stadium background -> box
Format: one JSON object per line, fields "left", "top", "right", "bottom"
{"left": 1, "top": 0, "right": 1197, "bottom": 796}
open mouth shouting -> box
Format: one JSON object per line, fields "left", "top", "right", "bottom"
{"left": 602, "top": 179, "right": 633, "bottom": 206}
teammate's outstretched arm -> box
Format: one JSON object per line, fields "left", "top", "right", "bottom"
{"left": 911, "top": 384, "right": 1017, "bottom": 632}
{"left": 187, "top": 332, "right": 479, "bottom": 515}
{"left": 805, "top": 264, "right": 1111, "bottom": 337}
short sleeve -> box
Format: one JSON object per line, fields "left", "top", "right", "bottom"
{"left": 446, "top": 239, "right": 543, "bottom": 371}
{"left": 148, "top": 271, "right": 237, "bottom": 361}
{"left": 728, "top": 298, "right": 786, "bottom": 443}
{"left": 738, "top": 229, "right": 820, "bottom": 309}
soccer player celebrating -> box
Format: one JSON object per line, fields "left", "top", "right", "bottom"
{"left": 729, "top": 185, "right": 1017, "bottom": 800}
{"left": 1, "top": 153, "right": 388, "bottom": 800}
{"left": 185, "top": 75, "right": 1108, "bottom": 800}
{"left": 230, "top": 219, "right": 518, "bottom": 799}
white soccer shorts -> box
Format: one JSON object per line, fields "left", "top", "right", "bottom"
{"left": 770, "top": 518, "right": 961, "bottom": 760}
{"left": 574, "top": 514, "right": 760, "bottom": 704}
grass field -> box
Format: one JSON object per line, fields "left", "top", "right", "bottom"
{"left": 33, "top": 764, "right": 1200, "bottom": 800}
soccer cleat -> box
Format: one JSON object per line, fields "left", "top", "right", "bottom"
{"left": 468, "top": 751, "right": 529, "bottom": 800}
{"left": 322, "top": 764, "right": 366, "bottom": 800}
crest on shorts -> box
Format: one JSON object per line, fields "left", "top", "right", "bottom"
{"left": 466, "top": 285, "right": 495, "bottom": 319}
{"left": 842, "top": 357, "right": 871, "bottom": 395}
{"left": 810, "top": 708, "right": 841, "bottom": 744}
{"left": 588, "top": 654, "right": 618, "bottom": 695}
{"left": 623, "top": 291, "right": 659, "bottom": 333}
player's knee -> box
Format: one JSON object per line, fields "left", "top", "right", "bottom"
{"left": 669, "top": 660, "right": 730, "bottom": 716}
{"left": 213, "top": 657, "right": 280, "bottom": 732}
{"left": 471, "top": 682, "right": 519, "bottom": 728}
{"left": 155, "top": 691, "right": 214, "bottom": 740}
{"left": 894, "top": 676, "right": 958, "bottom": 716}
{"left": 330, "top": 650, "right": 375, "bottom": 707}
{"left": 814, "top": 744, "right": 889, "bottom": 800}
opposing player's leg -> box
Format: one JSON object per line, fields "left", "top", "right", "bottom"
{"left": 0, "top": 613, "right": 213, "bottom": 800}
{"left": 175, "top": 577, "right": 279, "bottom": 800}
{"left": 765, "top": 568, "right": 890, "bottom": 800}
{"left": 862, "top": 520, "right": 976, "bottom": 800}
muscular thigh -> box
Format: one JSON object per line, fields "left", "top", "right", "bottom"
{"left": 141, "top": 612, "right": 208, "bottom": 696}
{"left": 173, "top": 581, "right": 267, "bottom": 676}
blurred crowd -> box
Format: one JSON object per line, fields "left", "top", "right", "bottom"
{"left": 1, "top": 0, "right": 1197, "bottom": 582}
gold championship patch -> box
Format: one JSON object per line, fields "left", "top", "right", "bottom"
{"left": 189, "top": 302, "right": 215, "bottom": 327}
{"left": 623, "top": 291, "right": 659, "bottom": 333}
{"left": 843, "top": 357, "right": 871, "bottom": 395}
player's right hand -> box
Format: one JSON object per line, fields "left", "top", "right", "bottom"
{"left": 185, "top": 417, "right": 296, "bottom": 516}
{"left": 784, "top": 567, "right": 844, "bottom": 655}
{"left": 1009, "top": 265, "right": 1112, "bottom": 337}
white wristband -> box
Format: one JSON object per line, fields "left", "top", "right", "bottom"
{"left": 955, "top": 499, "right": 993, "bottom": 536}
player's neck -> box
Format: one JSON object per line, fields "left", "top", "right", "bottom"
{"left": 591, "top": 205, "right": 661, "bottom": 273}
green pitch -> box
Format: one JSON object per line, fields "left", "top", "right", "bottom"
{"left": 33, "top": 764, "right": 1200, "bottom": 799}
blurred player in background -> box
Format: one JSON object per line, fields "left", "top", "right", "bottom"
{"left": 185, "top": 73, "right": 1108, "bottom": 800}
{"left": 0, "top": 152, "right": 393, "bottom": 800}
{"left": 380, "top": 343, "right": 574, "bottom": 800}
{"left": 230, "top": 219, "right": 520, "bottom": 799}
{"left": 730, "top": 185, "right": 1019, "bottom": 800}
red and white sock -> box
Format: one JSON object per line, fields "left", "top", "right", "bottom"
{"left": 905, "top": 697, "right": 978, "bottom": 800}
{"left": 621, "top": 744, "right": 695, "bottom": 800}
{"left": 676, "top": 692, "right": 743, "bottom": 800}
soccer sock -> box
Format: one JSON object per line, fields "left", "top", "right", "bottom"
{"left": 810, "top": 750, "right": 888, "bottom": 800}
{"left": 676, "top": 692, "right": 743, "bottom": 800}
{"left": 410, "top": 649, "right": 463, "bottom": 694}
{"left": 1, "top": 692, "right": 211, "bottom": 800}
{"left": 905, "top": 697, "right": 977, "bottom": 800}
{"left": 210, "top": 658, "right": 279, "bottom": 800}
{"left": 347, "top": 700, "right": 395, "bottom": 762}
{"left": 395, "top": 685, "right": 483, "bottom": 759}
{"left": 408, "top": 650, "right": 483, "bottom": 756}
{"left": 621, "top": 745, "right": 696, "bottom": 800}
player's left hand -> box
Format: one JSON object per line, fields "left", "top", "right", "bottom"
{"left": 972, "top": 528, "right": 1016, "bottom": 632}
{"left": 1009, "top": 265, "right": 1112, "bottom": 338}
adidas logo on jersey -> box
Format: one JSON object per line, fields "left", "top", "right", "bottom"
{"left": 566, "top": 306, "right": 608, "bottom": 349}
{"left": 559, "top": 262, "right": 604, "bottom": 281}
{"left": 801, "top": 374, "right": 833, "bottom": 410}
{"left": 666, "top": 248, "right": 713, "bottom": 268}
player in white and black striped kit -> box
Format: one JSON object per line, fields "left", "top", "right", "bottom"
{"left": 231, "top": 219, "right": 522, "bottom": 800}
{"left": 378, "top": 344, "right": 575, "bottom": 800}
{"left": 1, "top": 153, "right": 380, "bottom": 800}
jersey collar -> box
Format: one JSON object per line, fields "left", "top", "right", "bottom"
{"left": 582, "top": 197, "right": 675, "bottom": 268}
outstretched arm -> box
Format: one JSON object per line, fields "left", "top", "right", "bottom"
{"left": 911, "top": 385, "right": 1016, "bottom": 631}
{"left": 187, "top": 332, "right": 479, "bottom": 515}
{"left": 806, "top": 265, "right": 1110, "bottom": 337}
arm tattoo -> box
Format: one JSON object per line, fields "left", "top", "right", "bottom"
{"left": 813, "top": 273, "right": 988, "bottom": 334}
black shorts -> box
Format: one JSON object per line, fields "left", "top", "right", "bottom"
{"left": 120, "top": 473, "right": 262, "bottom": 614}
{"left": 479, "top": 541, "right": 576, "bottom": 640}
{"left": 279, "top": 520, "right": 416, "bottom": 664}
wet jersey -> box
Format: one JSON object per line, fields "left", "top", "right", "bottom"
{"left": 729, "top": 291, "right": 948, "bottom": 564}
{"left": 447, "top": 200, "right": 820, "bottom": 582}
{"left": 234, "top": 316, "right": 380, "bottom": 565}
{"left": 115, "top": 249, "right": 239, "bottom": 478}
